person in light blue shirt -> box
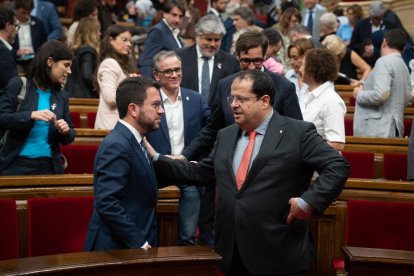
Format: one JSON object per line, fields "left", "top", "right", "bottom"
{"left": 0, "top": 40, "right": 75, "bottom": 175}
{"left": 337, "top": 4, "right": 363, "bottom": 46}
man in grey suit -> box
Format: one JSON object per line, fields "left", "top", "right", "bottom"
{"left": 146, "top": 70, "right": 349, "bottom": 275}
{"left": 353, "top": 29, "right": 412, "bottom": 138}
{"left": 301, "top": 0, "right": 326, "bottom": 42}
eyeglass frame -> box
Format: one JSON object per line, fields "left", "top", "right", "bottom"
{"left": 227, "top": 95, "right": 260, "bottom": 105}
{"left": 238, "top": 57, "right": 264, "bottom": 66}
{"left": 156, "top": 67, "right": 182, "bottom": 78}
{"left": 133, "top": 101, "right": 163, "bottom": 111}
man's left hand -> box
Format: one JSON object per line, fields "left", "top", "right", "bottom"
{"left": 286, "top": 198, "right": 312, "bottom": 224}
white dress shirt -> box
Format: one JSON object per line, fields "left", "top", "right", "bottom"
{"left": 196, "top": 45, "right": 214, "bottom": 94}
{"left": 300, "top": 81, "right": 346, "bottom": 143}
{"left": 160, "top": 88, "right": 185, "bottom": 156}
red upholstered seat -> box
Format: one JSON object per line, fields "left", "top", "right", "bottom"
{"left": 383, "top": 153, "right": 408, "bottom": 181}
{"left": 404, "top": 118, "right": 413, "bottom": 137}
{"left": 27, "top": 196, "right": 94, "bottom": 257}
{"left": 344, "top": 118, "right": 353, "bottom": 136}
{"left": 70, "top": 111, "right": 81, "bottom": 128}
{"left": 60, "top": 144, "right": 99, "bottom": 174}
{"left": 0, "top": 199, "right": 19, "bottom": 260}
{"left": 87, "top": 112, "right": 97, "bottom": 129}
{"left": 349, "top": 96, "right": 356, "bottom": 106}
{"left": 341, "top": 152, "right": 375, "bottom": 178}
{"left": 334, "top": 199, "right": 414, "bottom": 270}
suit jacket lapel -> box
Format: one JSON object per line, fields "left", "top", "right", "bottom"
{"left": 240, "top": 112, "right": 286, "bottom": 192}
{"left": 181, "top": 89, "right": 191, "bottom": 145}
{"left": 189, "top": 46, "right": 199, "bottom": 90}
{"left": 210, "top": 52, "right": 223, "bottom": 100}
{"left": 226, "top": 125, "right": 243, "bottom": 191}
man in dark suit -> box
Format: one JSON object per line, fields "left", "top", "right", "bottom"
{"left": 207, "top": 0, "right": 227, "bottom": 19}
{"left": 176, "top": 15, "right": 240, "bottom": 106}
{"left": 139, "top": 0, "right": 185, "bottom": 77}
{"left": 84, "top": 76, "right": 166, "bottom": 251}
{"left": 146, "top": 51, "right": 210, "bottom": 246}
{"left": 181, "top": 30, "right": 302, "bottom": 161}
{"left": 13, "top": 0, "right": 47, "bottom": 55}
{"left": 31, "top": 0, "right": 63, "bottom": 41}
{"left": 0, "top": 6, "right": 18, "bottom": 90}
{"left": 148, "top": 70, "right": 349, "bottom": 275}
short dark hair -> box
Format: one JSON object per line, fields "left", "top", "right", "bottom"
{"left": 27, "top": 40, "right": 73, "bottom": 90}
{"left": 0, "top": 6, "right": 14, "bottom": 30}
{"left": 72, "top": 0, "right": 98, "bottom": 21}
{"left": 14, "top": 0, "right": 34, "bottom": 11}
{"left": 263, "top": 28, "right": 283, "bottom": 46}
{"left": 163, "top": 0, "right": 185, "bottom": 15}
{"left": 233, "top": 70, "right": 275, "bottom": 105}
{"left": 116, "top": 76, "right": 161, "bottom": 119}
{"left": 384, "top": 29, "right": 406, "bottom": 52}
{"left": 304, "top": 48, "right": 338, "bottom": 83}
{"left": 235, "top": 31, "right": 268, "bottom": 58}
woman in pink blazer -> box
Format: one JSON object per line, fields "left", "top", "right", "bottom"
{"left": 95, "top": 25, "right": 136, "bottom": 129}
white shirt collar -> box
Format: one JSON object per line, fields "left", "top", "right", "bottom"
{"left": 162, "top": 18, "right": 179, "bottom": 34}
{"left": 119, "top": 119, "right": 144, "bottom": 144}
{"left": 160, "top": 87, "right": 182, "bottom": 103}
{"left": 303, "top": 81, "right": 334, "bottom": 98}
{"left": 0, "top": 37, "right": 12, "bottom": 51}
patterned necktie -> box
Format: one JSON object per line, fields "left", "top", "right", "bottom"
{"left": 140, "top": 140, "right": 150, "bottom": 164}
{"left": 201, "top": 56, "right": 210, "bottom": 102}
{"left": 307, "top": 9, "right": 314, "bottom": 35}
{"left": 235, "top": 131, "right": 257, "bottom": 190}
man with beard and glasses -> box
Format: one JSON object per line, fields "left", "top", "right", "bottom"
{"left": 84, "top": 76, "right": 166, "bottom": 251}
{"left": 0, "top": 6, "right": 18, "bottom": 90}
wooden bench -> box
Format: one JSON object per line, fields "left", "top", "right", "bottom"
{"left": 0, "top": 175, "right": 180, "bottom": 258}
{"left": 0, "top": 246, "right": 221, "bottom": 275}
{"left": 69, "top": 98, "right": 99, "bottom": 128}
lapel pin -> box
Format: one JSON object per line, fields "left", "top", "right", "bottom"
{"left": 186, "top": 96, "right": 189, "bottom": 101}
{"left": 51, "top": 103, "right": 57, "bottom": 111}
{"left": 217, "top": 63, "right": 222, "bottom": 69}
{"left": 280, "top": 130, "right": 283, "bottom": 133}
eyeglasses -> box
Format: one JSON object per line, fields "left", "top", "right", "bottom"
{"left": 148, "top": 101, "right": 163, "bottom": 111}
{"left": 227, "top": 95, "right": 259, "bottom": 105}
{"left": 239, "top": 58, "right": 264, "bottom": 66}
{"left": 157, "top": 67, "right": 182, "bottom": 77}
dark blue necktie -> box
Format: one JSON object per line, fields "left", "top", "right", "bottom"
{"left": 307, "top": 9, "right": 314, "bottom": 35}
{"left": 140, "top": 140, "right": 150, "bottom": 164}
{"left": 201, "top": 56, "right": 210, "bottom": 102}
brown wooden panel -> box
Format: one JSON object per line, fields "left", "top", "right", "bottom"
{"left": 0, "top": 246, "right": 221, "bottom": 275}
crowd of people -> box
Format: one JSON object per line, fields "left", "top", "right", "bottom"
{"left": 0, "top": 0, "right": 414, "bottom": 275}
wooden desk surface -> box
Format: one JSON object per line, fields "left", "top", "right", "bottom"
{"left": 343, "top": 246, "right": 414, "bottom": 276}
{"left": 0, "top": 246, "right": 221, "bottom": 275}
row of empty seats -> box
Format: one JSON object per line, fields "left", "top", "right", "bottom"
{"left": 342, "top": 152, "right": 408, "bottom": 180}
{"left": 0, "top": 197, "right": 94, "bottom": 260}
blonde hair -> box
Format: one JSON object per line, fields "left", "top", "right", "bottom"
{"left": 72, "top": 17, "right": 101, "bottom": 55}
{"left": 321, "top": 34, "right": 346, "bottom": 58}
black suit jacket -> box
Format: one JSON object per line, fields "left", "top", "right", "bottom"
{"left": 139, "top": 20, "right": 183, "bottom": 76}
{"left": 175, "top": 45, "right": 240, "bottom": 105}
{"left": 408, "top": 119, "right": 414, "bottom": 181}
{"left": 12, "top": 16, "right": 47, "bottom": 53}
{"left": 0, "top": 40, "right": 18, "bottom": 90}
{"left": 182, "top": 69, "right": 302, "bottom": 160}
{"left": 155, "top": 112, "right": 349, "bottom": 274}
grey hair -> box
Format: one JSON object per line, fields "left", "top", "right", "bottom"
{"left": 288, "top": 24, "right": 310, "bottom": 36}
{"left": 232, "top": 7, "right": 255, "bottom": 25}
{"left": 152, "top": 50, "right": 181, "bottom": 71}
{"left": 369, "top": 1, "right": 386, "bottom": 17}
{"left": 195, "top": 14, "right": 226, "bottom": 36}
{"left": 319, "top": 12, "right": 339, "bottom": 31}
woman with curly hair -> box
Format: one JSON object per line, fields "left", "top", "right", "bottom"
{"left": 299, "top": 48, "right": 346, "bottom": 151}
{"left": 95, "top": 25, "right": 137, "bottom": 129}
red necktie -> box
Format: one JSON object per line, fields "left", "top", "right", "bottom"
{"left": 235, "top": 131, "right": 257, "bottom": 190}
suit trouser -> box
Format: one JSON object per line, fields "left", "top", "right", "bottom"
{"left": 177, "top": 184, "right": 203, "bottom": 245}
{"left": 197, "top": 182, "right": 215, "bottom": 246}
{"left": 1, "top": 156, "right": 55, "bottom": 175}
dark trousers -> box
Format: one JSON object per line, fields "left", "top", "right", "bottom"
{"left": 2, "top": 156, "right": 55, "bottom": 175}
{"left": 197, "top": 182, "right": 215, "bottom": 246}
{"left": 227, "top": 242, "right": 309, "bottom": 276}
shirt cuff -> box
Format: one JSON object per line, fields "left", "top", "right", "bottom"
{"left": 298, "top": 198, "right": 314, "bottom": 215}
{"left": 153, "top": 152, "right": 160, "bottom": 161}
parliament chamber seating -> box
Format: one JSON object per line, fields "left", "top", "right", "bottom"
{"left": 0, "top": 199, "right": 19, "bottom": 260}
{"left": 87, "top": 112, "right": 97, "bottom": 129}
{"left": 27, "top": 196, "right": 94, "bottom": 257}
{"left": 341, "top": 152, "right": 375, "bottom": 179}
{"left": 60, "top": 144, "right": 99, "bottom": 174}
{"left": 334, "top": 199, "right": 414, "bottom": 272}
{"left": 344, "top": 117, "right": 353, "bottom": 136}
{"left": 70, "top": 111, "right": 81, "bottom": 128}
{"left": 383, "top": 153, "right": 408, "bottom": 181}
